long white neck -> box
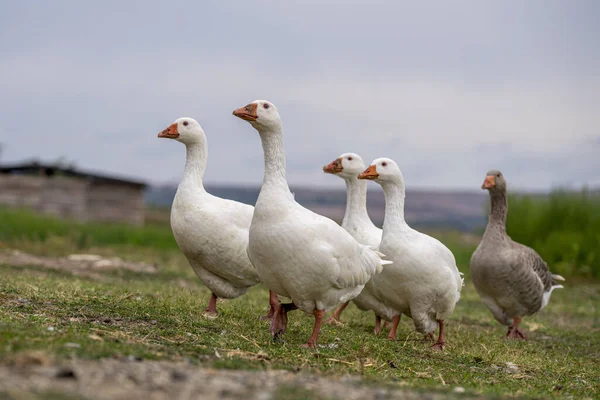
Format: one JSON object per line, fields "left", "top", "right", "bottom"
{"left": 180, "top": 140, "right": 208, "bottom": 191}
{"left": 381, "top": 181, "right": 407, "bottom": 232}
{"left": 342, "top": 177, "right": 374, "bottom": 228}
{"left": 258, "top": 126, "right": 291, "bottom": 193}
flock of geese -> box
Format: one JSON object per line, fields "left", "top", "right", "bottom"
{"left": 157, "top": 100, "right": 565, "bottom": 349}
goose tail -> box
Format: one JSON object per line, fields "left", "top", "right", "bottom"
{"left": 366, "top": 247, "right": 392, "bottom": 273}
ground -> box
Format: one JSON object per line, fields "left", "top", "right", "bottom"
{"left": 0, "top": 235, "right": 598, "bottom": 399}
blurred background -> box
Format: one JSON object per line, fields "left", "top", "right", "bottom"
{"left": 0, "top": 1, "right": 598, "bottom": 278}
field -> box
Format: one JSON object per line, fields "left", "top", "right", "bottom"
{"left": 507, "top": 190, "right": 600, "bottom": 279}
{"left": 0, "top": 208, "right": 599, "bottom": 399}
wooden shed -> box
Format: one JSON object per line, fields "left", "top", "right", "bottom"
{"left": 0, "top": 162, "right": 147, "bottom": 225}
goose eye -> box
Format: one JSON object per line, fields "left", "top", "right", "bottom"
{"left": 263, "top": 104, "right": 270, "bottom": 109}
{"left": 496, "top": 173, "right": 500, "bottom": 177}
{"left": 347, "top": 157, "right": 353, "bottom": 161}
{"left": 382, "top": 162, "right": 387, "bottom": 167}
{"left": 183, "top": 121, "right": 189, "bottom": 126}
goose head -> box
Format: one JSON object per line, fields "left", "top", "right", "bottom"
{"left": 323, "top": 153, "right": 366, "bottom": 180}
{"left": 232, "top": 100, "right": 282, "bottom": 132}
{"left": 358, "top": 157, "right": 404, "bottom": 185}
{"left": 481, "top": 170, "right": 507, "bottom": 192}
{"left": 158, "top": 117, "right": 205, "bottom": 145}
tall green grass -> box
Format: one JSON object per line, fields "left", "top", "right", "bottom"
{"left": 506, "top": 190, "right": 600, "bottom": 278}
{"left": 0, "top": 207, "right": 178, "bottom": 251}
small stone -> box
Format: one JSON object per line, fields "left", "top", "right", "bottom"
{"left": 67, "top": 254, "right": 103, "bottom": 262}
{"left": 254, "top": 392, "right": 272, "bottom": 400}
{"left": 92, "top": 259, "right": 116, "bottom": 269}
{"left": 63, "top": 343, "right": 81, "bottom": 349}
{"left": 505, "top": 362, "right": 519, "bottom": 373}
{"left": 55, "top": 368, "right": 77, "bottom": 379}
{"left": 47, "top": 326, "right": 55, "bottom": 332}
{"left": 171, "top": 370, "right": 188, "bottom": 382}
{"left": 453, "top": 386, "right": 466, "bottom": 393}
{"left": 127, "top": 372, "right": 140, "bottom": 384}
{"left": 151, "top": 320, "right": 157, "bottom": 325}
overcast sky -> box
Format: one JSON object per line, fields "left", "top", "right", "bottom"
{"left": 1, "top": 1, "right": 598, "bottom": 191}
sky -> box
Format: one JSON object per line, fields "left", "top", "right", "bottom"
{"left": 1, "top": 0, "right": 598, "bottom": 191}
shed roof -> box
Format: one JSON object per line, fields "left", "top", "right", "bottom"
{"left": 0, "top": 161, "right": 147, "bottom": 188}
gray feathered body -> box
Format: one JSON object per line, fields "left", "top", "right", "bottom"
{"left": 470, "top": 190, "right": 563, "bottom": 326}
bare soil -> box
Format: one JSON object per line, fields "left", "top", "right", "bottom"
{"left": 0, "top": 354, "right": 474, "bottom": 400}
{"left": 0, "top": 249, "right": 157, "bottom": 280}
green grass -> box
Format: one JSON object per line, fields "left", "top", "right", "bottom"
{"left": 0, "top": 208, "right": 599, "bottom": 398}
{"left": 0, "top": 207, "right": 178, "bottom": 253}
{"left": 1, "top": 260, "right": 598, "bottom": 398}
{"left": 506, "top": 190, "right": 600, "bottom": 278}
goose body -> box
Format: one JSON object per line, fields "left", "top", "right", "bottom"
{"left": 323, "top": 153, "right": 395, "bottom": 330}
{"left": 470, "top": 170, "right": 564, "bottom": 339}
{"left": 158, "top": 118, "right": 262, "bottom": 316}
{"left": 233, "top": 100, "right": 389, "bottom": 347}
{"left": 249, "top": 192, "right": 384, "bottom": 312}
{"left": 359, "top": 158, "right": 463, "bottom": 348}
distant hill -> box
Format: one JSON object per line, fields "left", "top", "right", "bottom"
{"left": 145, "top": 184, "right": 489, "bottom": 232}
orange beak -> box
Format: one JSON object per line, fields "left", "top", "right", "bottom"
{"left": 358, "top": 165, "right": 378, "bottom": 180}
{"left": 233, "top": 103, "right": 258, "bottom": 122}
{"left": 158, "top": 123, "right": 179, "bottom": 139}
{"left": 323, "top": 158, "right": 343, "bottom": 174}
{"left": 482, "top": 175, "right": 496, "bottom": 189}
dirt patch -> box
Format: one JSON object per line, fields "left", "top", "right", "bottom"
{"left": 0, "top": 249, "right": 157, "bottom": 279}
{"left": 0, "top": 356, "right": 476, "bottom": 400}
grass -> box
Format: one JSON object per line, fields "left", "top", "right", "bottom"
{"left": 506, "top": 190, "right": 600, "bottom": 278}
{"left": 0, "top": 208, "right": 599, "bottom": 398}
{"left": 0, "top": 207, "right": 178, "bottom": 253}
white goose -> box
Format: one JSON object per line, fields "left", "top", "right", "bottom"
{"left": 323, "top": 153, "right": 395, "bottom": 334}
{"left": 158, "top": 118, "right": 279, "bottom": 318}
{"left": 359, "top": 158, "right": 463, "bottom": 350}
{"left": 233, "top": 101, "right": 390, "bottom": 347}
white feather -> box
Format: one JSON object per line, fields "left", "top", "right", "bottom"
{"left": 243, "top": 106, "right": 386, "bottom": 314}
{"left": 541, "top": 284, "right": 564, "bottom": 310}
{"left": 367, "top": 157, "right": 463, "bottom": 335}
{"left": 167, "top": 118, "right": 260, "bottom": 300}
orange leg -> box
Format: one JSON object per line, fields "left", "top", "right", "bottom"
{"left": 387, "top": 315, "right": 401, "bottom": 340}
{"left": 270, "top": 302, "right": 297, "bottom": 338}
{"left": 431, "top": 320, "right": 446, "bottom": 351}
{"left": 262, "top": 290, "right": 280, "bottom": 320}
{"left": 506, "top": 317, "right": 527, "bottom": 340}
{"left": 326, "top": 301, "right": 349, "bottom": 325}
{"left": 301, "top": 309, "right": 326, "bottom": 348}
{"left": 374, "top": 315, "right": 383, "bottom": 335}
{"left": 205, "top": 292, "right": 218, "bottom": 314}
